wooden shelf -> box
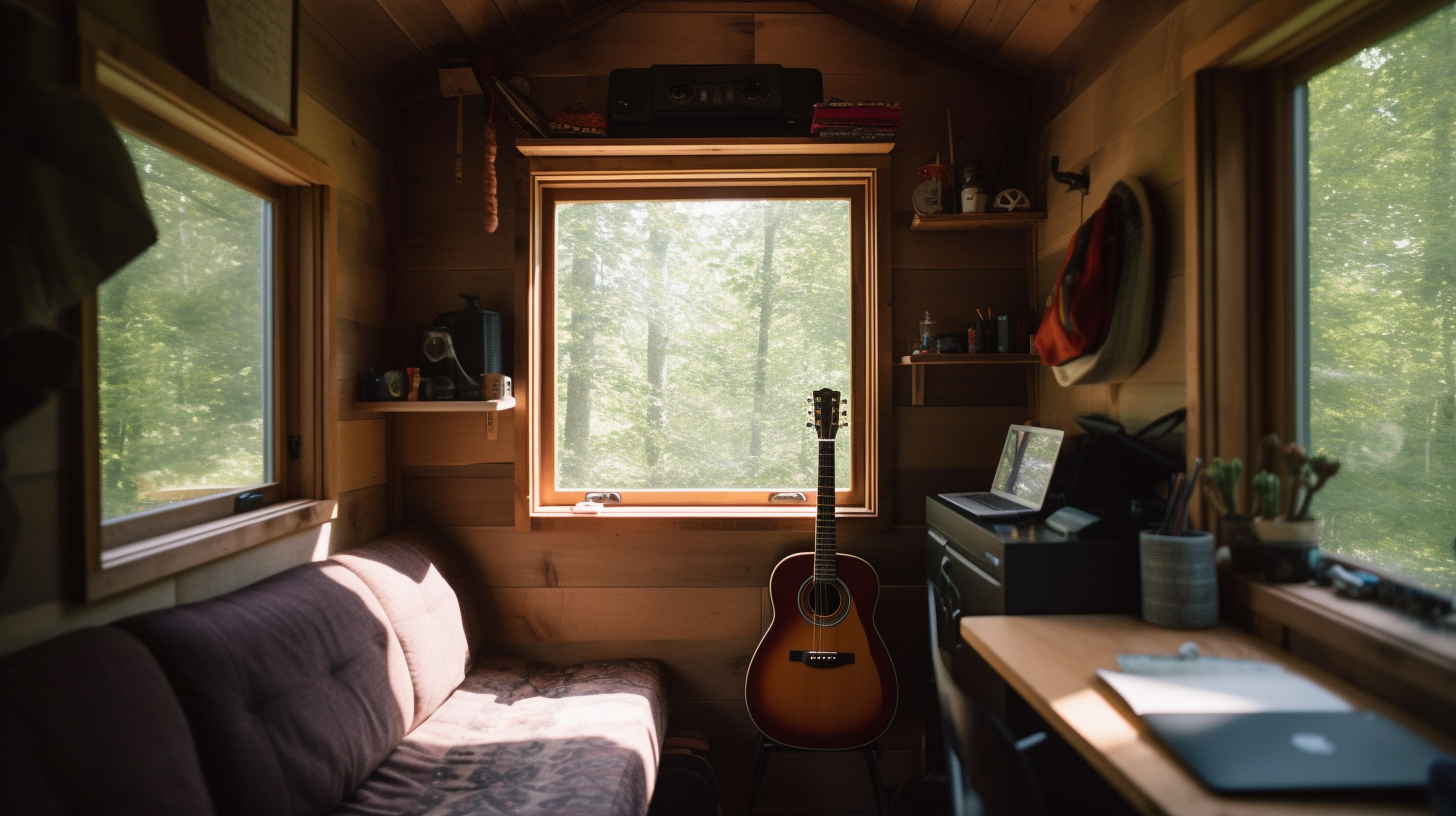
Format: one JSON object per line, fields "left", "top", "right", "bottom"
{"left": 899, "top": 353, "right": 1040, "bottom": 365}
{"left": 899, "top": 354, "right": 1040, "bottom": 405}
{"left": 909, "top": 212, "right": 1046, "bottom": 230}
{"left": 354, "top": 396, "right": 515, "bottom": 412}
{"left": 516, "top": 138, "right": 895, "bottom": 157}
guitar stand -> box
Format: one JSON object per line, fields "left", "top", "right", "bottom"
{"left": 749, "top": 735, "right": 888, "bottom": 815}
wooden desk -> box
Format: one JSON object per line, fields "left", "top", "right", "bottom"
{"left": 959, "top": 614, "right": 1452, "bottom": 816}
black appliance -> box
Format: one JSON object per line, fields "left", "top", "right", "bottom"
{"left": 926, "top": 494, "right": 1142, "bottom": 814}
{"left": 418, "top": 294, "right": 503, "bottom": 400}
{"left": 607, "top": 64, "right": 822, "bottom": 137}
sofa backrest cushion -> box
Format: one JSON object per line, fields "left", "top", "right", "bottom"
{"left": 117, "top": 560, "right": 413, "bottom": 816}
{"left": 330, "top": 529, "right": 470, "bottom": 731}
{"left": 0, "top": 626, "right": 217, "bottom": 816}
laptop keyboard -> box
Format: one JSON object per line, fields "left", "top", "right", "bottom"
{"left": 972, "top": 493, "right": 1024, "bottom": 512}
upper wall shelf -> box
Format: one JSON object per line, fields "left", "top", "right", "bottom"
{"left": 516, "top": 138, "right": 895, "bottom": 157}
{"left": 910, "top": 212, "right": 1046, "bottom": 230}
{"left": 354, "top": 397, "right": 515, "bottom": 412}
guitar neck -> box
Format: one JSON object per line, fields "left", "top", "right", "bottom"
{"left": 814, "top": 438, "right": 836, "bottom": 581}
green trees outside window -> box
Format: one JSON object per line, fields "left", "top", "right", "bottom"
{"left": 98, "top": 132, "right": 272, "bottom": 522}
{"left": 1304, "top": 3, "right": 1456, "bottom": 594}
{"left": 553, "top": 198, "right": 852, "bottom": 493}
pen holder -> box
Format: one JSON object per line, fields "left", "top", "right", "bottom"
{"left": 1139, "top": 530, "right": 1218, "bottom": 629}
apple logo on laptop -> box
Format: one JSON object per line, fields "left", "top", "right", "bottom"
{"left": 1292, "top": 732, "right": 1337, "bottom": 755}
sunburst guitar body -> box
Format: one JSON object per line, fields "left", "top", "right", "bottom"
{"left": 743, "top": 389, "right": 898, "bottom": 750}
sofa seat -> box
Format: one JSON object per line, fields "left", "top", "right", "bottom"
{"left": 1, "top": 529, "right": 668, "bottom": 816}
{"left": 336, "top": 657, "right": 666, "bottom": 816}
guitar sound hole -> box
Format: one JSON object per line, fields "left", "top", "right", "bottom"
{"left": 797, "top": 578, "right": 851, "bottom": 626}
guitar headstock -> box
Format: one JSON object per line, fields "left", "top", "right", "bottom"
{"left": 810, "top": 388, "right": 844, "bottom": 440}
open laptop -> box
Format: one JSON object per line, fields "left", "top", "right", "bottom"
{"left": 939, "top": 424, "right": 1065, "bottom": 519}
{"left": 1143, "top": 710, "right": 1449, "bottom": 792}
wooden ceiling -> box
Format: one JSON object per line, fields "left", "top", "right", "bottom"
{"left": 302, "top": 0, "right": 1104, "bottom": 97}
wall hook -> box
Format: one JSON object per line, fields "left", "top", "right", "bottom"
{"left": 1050, "top": 156, "right": 1089, "bottom": 193}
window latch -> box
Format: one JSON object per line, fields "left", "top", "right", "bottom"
{"left": 770, "top": 492, "right": 808, "bottom": 503}
{"left": 585, "top": 492, "right": 621, "bottom": 504}
{"left": 287, "top": 435, "right": 301, "bottom": 462}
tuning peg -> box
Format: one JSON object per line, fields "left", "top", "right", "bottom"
{"left": 806, "top": 422, "right": 814, "bottom": 428}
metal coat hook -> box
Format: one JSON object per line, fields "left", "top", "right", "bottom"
{"left": 1050, "top": 156, "right": 1089, "bottom": 193}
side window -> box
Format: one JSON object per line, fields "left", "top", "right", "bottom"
{"left": 100, "top": 132, "right": 277, "bottom": 524}
{"left": 1299, "top": 2, "right": 1456, "bottom": 594}
{"left": 78, "top": 12, "right": 335, "bottom": 600}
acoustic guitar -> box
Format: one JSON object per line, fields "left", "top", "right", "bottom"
{"left": 744, "top": 388, "right": 898, "bottom": 750}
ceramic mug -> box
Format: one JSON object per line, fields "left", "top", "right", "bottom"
{"left": 1253, "top": 518, "right": 1321, "bottom": 583}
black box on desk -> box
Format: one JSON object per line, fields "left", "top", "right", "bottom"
{"left": 925, "top": 494, "right": 1141, "bottom": 621}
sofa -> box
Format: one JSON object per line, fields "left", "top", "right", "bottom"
{"left": 0, "top": 529, "right": 668, "bottom": 816}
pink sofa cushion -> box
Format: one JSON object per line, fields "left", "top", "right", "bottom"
{"left": 332, "top": 657, "right": 668, "bottom": 816}
{"left": 0, "top": 626, "right": 216, "bottom": 816}
{"left": 118, "top": 561, "right": 414, "bottom": 816}
{"left": 330, "top": 529, "right": 471, "bottom": 731}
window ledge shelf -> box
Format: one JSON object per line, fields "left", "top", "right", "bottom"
{"left": 88, "top": 499, "right": 336, "bottom": 600}
{"left": 516, "top": 138, "right": 895, "bottom": 157}
{"left": 1223, "top": 571, "right": 1456, "bottom": 719}
{"left": 910, "top": 212, "right": 1045, "bottom": 230}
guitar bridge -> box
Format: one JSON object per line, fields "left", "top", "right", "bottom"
{"left": 789, "top": 650, "right": 855, "bottom": 668}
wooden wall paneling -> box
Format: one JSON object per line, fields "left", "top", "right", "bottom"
{"left": 338, "top": 189, "right": 390, "bottom": 268}
{"left": 864, "top": 0, "right": 916, "bottom": 29}
{"left": 477, "top": 586, "right": 764, "bottom": 642}
{"left": 894, "top": 406, "right": 1030, "bottom": 469}
{"left": 295, "top": 94, "right": 389, "bottom": 210}
{"left": 510, "top": 12, "right": 757, "bottom": 73}
{"left": 431, "top": 525, "right": 925, "bottom": 587}
{"left": 331, "top": 483, "right": 389, "bottom": 551}
{"left": 336, "top": 418, "right": 389, "bottom": 493}
{"left": 298, "top": 10, "right": 389, "bottom": 151}
{"left": 757, "top": 12, "right": 969, "bottom": 79}
{"left": 436, "top": 0, "right": 518, "bottom": 56}
{"left": 335, "top": 317, "right": 385, "bottom": 399}
{"left": 950, "top": 0, "right": 1036, "bottom": 59}
{"left": 336, "top": 254, "right": 389, "bottom": 329}
{"left": 372, "top": 0, "right": 477, "bottom": 65}
{"left": 302, "top": 0, "right": 437, "bottom": 93}
{"left": 398, "top": 412, "right": 514, "bottom": 464}
{"left": 906, "top": 0, "right": 977, "bottom": 46}
{"left": 401, "top": 465, "right": 515, "bottom": 526}
{"left": 892, "top": 227, "right": 1027, "bottom": 271}
{"left": 0, "top": 473, "right": 65, "bottom": 613}
{"left": 992, "top": 0, "right": 1100, "bottom": 77}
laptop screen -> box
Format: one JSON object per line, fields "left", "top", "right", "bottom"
{"left": 990, "top": 425, "right": 1065, "bottom": 507}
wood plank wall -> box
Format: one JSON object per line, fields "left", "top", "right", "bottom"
{"left": 1030, "top": 0, "right": 1258, "bottom": 438}
{"left": 387, "top": 6, "right": 1034, "bottom": 812}
{"left": 0, "top": 0, "right": 389, "bottom": 646}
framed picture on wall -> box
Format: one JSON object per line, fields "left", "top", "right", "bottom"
{"left": 165, "top": 0, "right": 299, "bottom": 134}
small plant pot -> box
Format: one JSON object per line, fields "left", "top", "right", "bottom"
{"left": 1253, "top": 517, "right": 1321, "bottom": 584}
{"left": 1219, "top": 514, "right": 1260, "bottom": 576}
{"left": 1139, "top": 530, "right": 1219, "bottom": 629}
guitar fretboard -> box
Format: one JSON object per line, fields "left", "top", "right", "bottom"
{"left": 814, "top": 437, "right": 837, "bottom": 581}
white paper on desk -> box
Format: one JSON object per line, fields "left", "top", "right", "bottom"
{"left": 1096, "top": 669, "right": 1352, "bottom": 715}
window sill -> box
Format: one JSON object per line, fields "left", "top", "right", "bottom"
{"left": 87, "top": 499, "right": 336, "bottom": 601}
{"left": 1223, "top": 571, "right": 1456, "bottom": 717}
{"left": 530, "top": 504, "right": 877, "bottom": 532}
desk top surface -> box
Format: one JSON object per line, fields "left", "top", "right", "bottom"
{"left": 959, "top": 614, "right": 1453, "bottom": 816}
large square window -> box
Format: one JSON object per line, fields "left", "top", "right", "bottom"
{"left": 527, "top": 159, "right": 886, "bottom": 515}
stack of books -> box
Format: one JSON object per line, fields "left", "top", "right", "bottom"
{"left": 810, "top": 102, "right": 900, "bottom": 141}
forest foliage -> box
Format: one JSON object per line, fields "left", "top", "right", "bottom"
{"left": 1306, "top": 4, "right": 1456, "bottom": 593}
{"left": 97, "top": 132, "right": 270, "bottom": 522}
{"left": 553, "top": 198, "right": 852, "bottom": 492}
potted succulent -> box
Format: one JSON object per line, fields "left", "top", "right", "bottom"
{"left": 1201, "top": 457, "right": 1259, "bottom": 574}
{"left": 1249, "top": 433, "right": 1341, "bottom": 583}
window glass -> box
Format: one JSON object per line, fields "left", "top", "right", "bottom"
{"left": 553, "top": 198, "right": 852, "bottom": 493}
{"left": 1302, "top": 3, "right": 1456, "bottom": 594}
{"left": 99, "top": 132, "right": 273, "bottom": 522}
